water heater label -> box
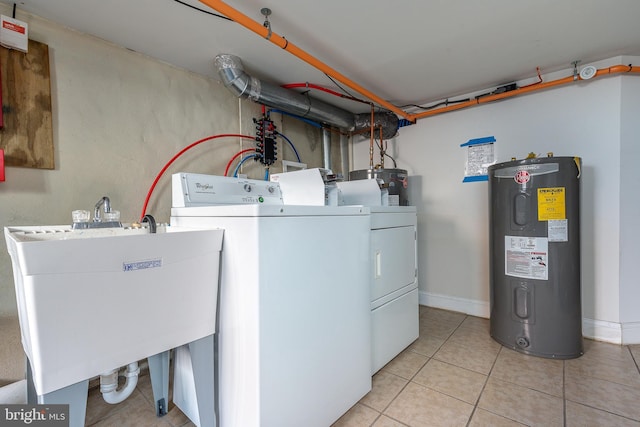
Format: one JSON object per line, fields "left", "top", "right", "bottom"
{"left": 505, "top": 236, "right": 548, "bottom": 280}
{"left": 548, "top": 219, "right": 568, "bottom": 242}
{"left": 537, "top": 187, "right": 566, "bottom": 221}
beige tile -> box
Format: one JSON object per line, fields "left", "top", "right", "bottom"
{"left": 566, "top": 348, "right": 640, "bottom": 388}
{"left": 360, "top": 371, "right": 408, "bottom": 412}
{"left": 136, "top": 371, "right": 156, "bottom": 403}
{"left": 433, "top": 339, "right": 499, "bottom": 375}
{"left": 384, "top": 382, "right": 473, "bottom": 427}
{"left": 468, "top": 408, "right": 527, "bottom": 427}
{"left": 630, "top": 344, "right": 640, "bottom": 361}
{"left": 381, "top": 349, "right": 428, "bottom": 380}
{"left": 419, "top": 307, "right": 466, "bottom": 326}
{"left": 419, "top": 318, "right": 460, "bottom": 340}
{"left": 331, "top": 403, "right": 380, "bottom": 427}
{"left": 372, "top": 415, "right": 408, "bottom": 427}
{"left": 566, "top": 401, "right": 640, "bottom": 427}
{"left": 478, "top": 377, "right": 563, "bottom": 426}
{"left": 135, "top": 371, "right": 191, "bottom": 427}
{"left": 89, "top": 389, "right": 173, "bottom": 427}
{"left": 164, "top": 401, "right": 192, "bottom": 427}
{"left": 407, "top": 334, "right": 446, "bottom": 357}
{"left": 491, "top": 347, "right": 563, "bottom": 397}
{"left": 85, "top": 385, "right": 130, "bottom": 425}
{"left": 582, "top": 338, "right": 634, "bottom": 364}
{"left": 413, "top": 359, "right": 487, "bottom": 404}
{"left": 565, "top": 370, "right": 640, "bottom": 420}
{"left": 458, "top": 316, "right": 490, "bottom": 333}
{"left": 445, "top": 325, "right": 502, "bottom": 352}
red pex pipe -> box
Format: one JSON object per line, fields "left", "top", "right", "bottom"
{"left": 140, "top": 133, "right": 254, "bottom": 221}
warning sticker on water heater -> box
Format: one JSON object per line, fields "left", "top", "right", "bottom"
{"left": 537, "top": 187, "right": 566, "bottom": 221}
{"left": 505, "top": 236, "right": 548, "bottom": 280}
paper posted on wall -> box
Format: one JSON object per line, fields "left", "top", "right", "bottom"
{"left": 460, "top": 136, "right": 496, "bottom": 182}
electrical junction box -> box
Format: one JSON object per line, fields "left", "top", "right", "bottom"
{"left": 0, "top": 15, "right": 28, "bottom": 53}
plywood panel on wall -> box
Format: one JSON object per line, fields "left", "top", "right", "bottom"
{"left": 0, "top": 39, "right": 54, "bottom": 169}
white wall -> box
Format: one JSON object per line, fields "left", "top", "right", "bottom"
{"left": 619, "top": 75, "right": 640, "bottom": 342}
{"left": 353, "top": 56, "right": 640, "bottom": 344}
{"left": 0, "top": 5, "right": 329, "bottom": 384}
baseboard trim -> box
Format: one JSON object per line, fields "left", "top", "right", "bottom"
{"left": 582, "top": 318, "right": 622, "bottom": 344}
{"left": 419, "top": 291, "right": 640, "bottom": 345}
{"left": 419, "top": 291, "right": 489, "bottom": 318}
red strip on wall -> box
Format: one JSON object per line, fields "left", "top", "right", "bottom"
{"left": 0, "top": 149, "right": 5, "bottom": 181}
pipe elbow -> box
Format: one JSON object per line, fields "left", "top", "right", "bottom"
{"left": 215, "top": 54, "right": 261, "bottom": 100}
{"left": 99, "top": 362, "right": 140, "bottom": 405}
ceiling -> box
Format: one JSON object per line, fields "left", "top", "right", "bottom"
{"left": 15, "top": 0, "right": 640, "bottom": 115}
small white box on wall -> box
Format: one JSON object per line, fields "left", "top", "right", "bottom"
{"left": 0, "top": 15, "right": 28, "bottom": 53}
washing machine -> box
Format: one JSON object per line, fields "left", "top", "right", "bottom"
{"left": 170, "top": 173, "right": 372, "bottom": 427}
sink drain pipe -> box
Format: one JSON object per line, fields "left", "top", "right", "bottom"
{"left": 100, "top": 362, "right": 140, "bottom": 404}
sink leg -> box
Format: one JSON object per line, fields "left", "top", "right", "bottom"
{"left": 188, "top": 334, "right": 216, "bottom": 427}
{"left": 148, "top": 350, "right": 170, "bottom": 417}
{"left": 27, "top": 362, "right": 88, "bottom": 427}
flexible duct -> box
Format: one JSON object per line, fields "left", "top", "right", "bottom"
{"left": 216, "top": 54, "right": 355, "bottom": 130}
{"left": 215, "top": 54, "right": 399, "bottom": 138}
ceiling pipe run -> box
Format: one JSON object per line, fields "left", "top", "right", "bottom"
{"left": 215, "top": 54, "right": 399, "bottom": 138}
{"left": 411, "top": 64, "right": 640, "bottom": 120}
{"left": 215, "top": 54, "right": 355, "bottom": 129}
{"left": 200, "top": 0, "right": 411, "bottom": 121}
{"left": 202, "top": 1, "right": 640, "bottom": 124}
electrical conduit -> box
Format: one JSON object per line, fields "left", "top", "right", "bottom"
{"left": 100, "top": 362, "right": 140, "bottom": 404}
{"left": 411, "top": 64, "right": 640, "bottom": 120}
{"left": 198, "top": 0, "right": 640, "bottom": 123}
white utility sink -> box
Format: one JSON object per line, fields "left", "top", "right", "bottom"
{"left": 5, "top": 225, "right": 223, "bottom": 396}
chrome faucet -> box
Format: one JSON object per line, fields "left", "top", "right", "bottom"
{"left": 71, "top": 196, "right": 121, "bottom": 229}
{"left": 93, "top": 196, "right": 111, "bottom": 223}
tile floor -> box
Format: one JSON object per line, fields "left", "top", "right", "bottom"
{"left": 85, "top": 306, "right": 640, "bottom": 426}
{"left": 333, "top": 306, "right": 640, "bottom": 427}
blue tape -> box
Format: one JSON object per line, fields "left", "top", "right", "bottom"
{"left": 460, "top": 136, "right": 496, "bottom": 147}
{"left": 462, "top": 175, "right": 489, "bottom": 183}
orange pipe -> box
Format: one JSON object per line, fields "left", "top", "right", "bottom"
{"left": 411, "top": 65, "right": 640, "bottom": 120}
{"left": 198, "top": 0, "right": 412, "bottom": 121}
{"left": 199, "top": 0, "right": 640, "bottom": 123}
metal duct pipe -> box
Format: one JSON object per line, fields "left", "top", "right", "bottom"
{"left": 215, "top": 54, "right": 355, "bottom": 130}
{"left": 353, "top": 111, "right": 399, "bottom": 140}
{"left": 322, "top": 128, "right": 331, "bottom": 170}
{"left": 340, "top": 133, "right": 349, "bottom": 178}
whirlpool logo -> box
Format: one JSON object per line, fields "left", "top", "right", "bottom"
{"left": 1, "top": 405, "right": 68, "bottom": 426}
{"left": 194, "top": 182, "right": 214, "bottom": 192}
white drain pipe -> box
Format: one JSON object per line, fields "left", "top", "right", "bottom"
{"left": 100, "top": 362, "right": 140, "bottom": 404}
